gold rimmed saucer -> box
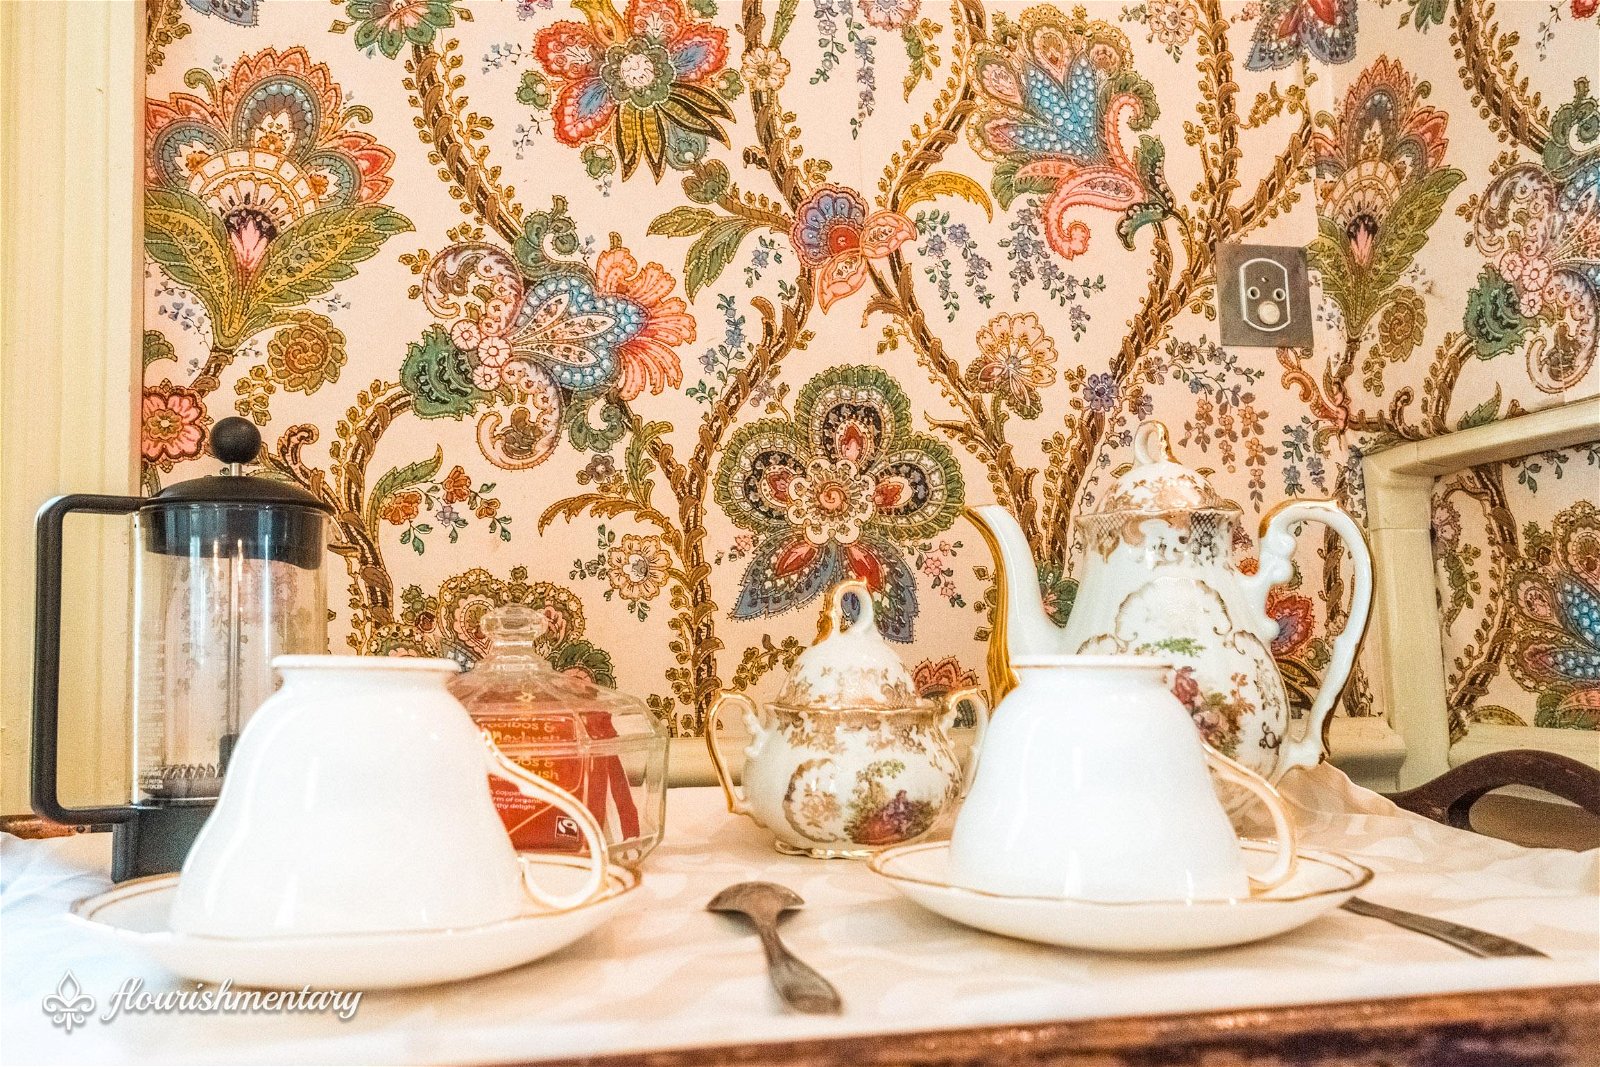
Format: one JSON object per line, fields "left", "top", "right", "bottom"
{"left": 869, "top": 840, "right": 1372, "bottom": 953}
{"left": 69, "top": 854, "right": 639, "bottom": 989}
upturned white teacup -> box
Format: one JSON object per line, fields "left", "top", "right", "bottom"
{"left": 949, "top": 655, "right": 1297, "bottom": 903}
{"left": 170, "top": 656, "right": 610, "bottom": 939}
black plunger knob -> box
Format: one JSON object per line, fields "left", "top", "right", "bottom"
{"left": 211, "top": 417, "right": 262, "bottom": 466}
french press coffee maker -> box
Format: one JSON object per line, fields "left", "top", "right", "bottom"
{"left": 32, "top": 418, "right": 334, "bottom": 881}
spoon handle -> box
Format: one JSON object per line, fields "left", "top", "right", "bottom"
{"left": 754, "top": 924, "right": 843, "bottom": 1014}
{"left": 1340, "top": 897, "right": 1547, "bottom": 958}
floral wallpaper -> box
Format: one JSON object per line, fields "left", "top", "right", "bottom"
{"left": 1434, "top": 445, "right": 1600, "bottom": 738}
{"left": 139, "top": 0, "right": 1597, "bottom": 741}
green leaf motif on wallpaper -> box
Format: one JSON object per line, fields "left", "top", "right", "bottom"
{"left": 1457, "top": 385, "right": 1503, "bottom": 430}
{"left": 547, "top": 639, "right": 617, "bottom": 687}
{"left": 648, "top": 207, "right": 721, "bottom": 237}
{"left": 144, "top": 189, "right": 234, "bottom": 329}
{"left": 1398, "top": 0, "right": 1447, "bottom": 30}
{"left": 145, "top": 190, "right": 413, "bottom": 352}
{"left": 1537, "top": 692, "right": 1597, "bottom": 731}
{"left": 564, "top": 393, "right": 630, "bottom": 453}
{"left": 682, "top": 160, "right": 732, "bottom": 205}
{"left": 649, "top": 206, "right": 758, "bottom": 301}
{"left": 401, "top": 326, "right": 489, "bottom": 419}
{"left": 1464, "top": 268, "right": 1534, "bottom": 359}
{"left": 516, "top": 70, "right": 551, "bottom": 109}
{"left": 1369, "top": 168, "right": 1463, "bottom": 295}
{"left": 1312, "top": 166, "right": 1464, "bottom": 341}
{"left": 1545, "top": 80, "right": 1599, "bottom": 179}
{"left": 251, "top": 206, "right": 414, "bottom": 312}
{"left": 988, "top": 158, "right": 1056, "bottom": 211}
{"left": 624, "top": 420, "right": 671, "bottom": 509}
{"left": 368, "top": 447, "right": 445, "bottom": 533}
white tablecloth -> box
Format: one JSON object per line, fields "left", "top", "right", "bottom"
{"left": 3, "top": 766, "right": 1597, "bottom": 1065}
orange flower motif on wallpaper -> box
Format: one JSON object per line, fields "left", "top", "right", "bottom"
{"left": 788, "top": 185, "right": 916, "bottom": 312}
{"left": 409, "top": 227, "right": 697, "bottom": 471}
{"left": 534, "top": 0, "right": 736, "bottom": 180}
{"left": 141, "top": 380, "right": 212, "bottom": 472}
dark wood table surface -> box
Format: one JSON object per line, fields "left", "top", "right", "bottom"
{"left": 537, "top": 984, "right": 1600, "bottom": 1067}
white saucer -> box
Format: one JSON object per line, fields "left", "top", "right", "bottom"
{"left": 869, "top": 841, "right": 1372, "bottom": 953}
{"left": 69, "top": 855, "right": 639, "bottom": 989}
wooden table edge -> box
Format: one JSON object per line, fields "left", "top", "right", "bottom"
{"left": 519, "top": 983, "right": 1600, "bottom": 1067}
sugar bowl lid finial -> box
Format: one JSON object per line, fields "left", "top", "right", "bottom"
{"left": 774, "top": 580, "right": 921, "bottom": 710}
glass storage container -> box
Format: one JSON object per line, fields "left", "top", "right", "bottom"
{"left": 450, "top": 605, "right": 667, "bottom": 866}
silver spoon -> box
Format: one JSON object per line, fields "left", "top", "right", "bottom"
{"left": 707, "top": 882, "right": 842, "bottom": 1014}
{"left": 1340, "top": 897, "right": 1547, "bottom": 958}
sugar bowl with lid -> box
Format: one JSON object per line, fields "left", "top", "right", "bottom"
{"left": 707, "top": 580, "right": 988, "bottom": 858}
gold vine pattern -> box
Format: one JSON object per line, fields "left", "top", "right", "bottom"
{"left": 138, "top": 0, "right": 1599, "bottom": 738}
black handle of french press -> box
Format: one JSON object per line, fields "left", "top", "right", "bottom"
{"left": 32, "top": 494, "right": 145, "bottom": 827}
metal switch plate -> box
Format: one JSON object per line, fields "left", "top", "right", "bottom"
{"left": 1217, "top": 243, "right": 1313, "bottom": 348}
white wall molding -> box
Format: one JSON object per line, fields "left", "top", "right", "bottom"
{"left": 1362, "top": 400, "right": 1600, "bottom": 790}
{"left": 0, "top": 2, "right": 144, "bottom": 814}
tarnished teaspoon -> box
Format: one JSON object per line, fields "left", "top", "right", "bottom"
{"left": 707, "top": 882, "right": 842, "bottom": 1014}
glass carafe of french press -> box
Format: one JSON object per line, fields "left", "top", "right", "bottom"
{"left": 32, "top": 418, "right": 333, "bottom": 880}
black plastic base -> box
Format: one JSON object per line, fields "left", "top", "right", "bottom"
{"left": 111, "top": 805, "right": 214, "bottom": 882}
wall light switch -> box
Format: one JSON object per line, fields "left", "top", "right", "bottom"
{"left": 1217, "top": 243, "right": 1313, "bottom": 348}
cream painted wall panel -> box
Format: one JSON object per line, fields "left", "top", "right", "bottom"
{"left": 0, "top": 1, "right": 143, "bottom": 815}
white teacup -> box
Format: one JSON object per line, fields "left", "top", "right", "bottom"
{"left": 949, "top": 655, "right": 1296, "bottom": 902}
{"left": 170, "top": 656, "right": 609, "bottom": 939}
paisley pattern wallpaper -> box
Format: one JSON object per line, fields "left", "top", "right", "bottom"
{"left": 139, "top": 0, "right": 1598, "bottom": 740}
{"left": 1434, "top": 444, "right": 1600, "bottom": 738}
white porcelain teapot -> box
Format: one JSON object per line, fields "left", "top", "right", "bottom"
{"left": 969, "top": 421, "right": 1371, "bottom": 786}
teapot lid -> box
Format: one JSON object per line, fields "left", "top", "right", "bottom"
{"left": 1094, "top": 421, "right": 1235, "bottom": 515}
{"left": 775, "top": 580, "right": 922, "bottom": 710}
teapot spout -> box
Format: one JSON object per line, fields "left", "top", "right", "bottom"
{"left": 966, "top": 506, "right": 1062, "bottom": 701}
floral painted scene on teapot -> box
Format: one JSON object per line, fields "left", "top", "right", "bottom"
{"left": 971, "top": 421, "right": 1372, "bottom": 789}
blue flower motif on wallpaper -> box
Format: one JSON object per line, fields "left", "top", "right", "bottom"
{"left": 967, "top": 7, "right": 1171, "bottom": 261}
{"left": 1246, "top": 0, "right": 1358, "bottom": 71}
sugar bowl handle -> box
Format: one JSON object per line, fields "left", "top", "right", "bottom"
{"left": 940, "top": 687, "right": 990, "bottom": 797}
{"left": 1203, "top": 744, "right": 1298, "bottom": 892}
{"left": 1246, "top": 499, "right": 1373, "bottom": 776}
{"left": 707, "top": 692, "right": 769, "bottom": 815}
{"left": 480, "top": 733, "right": 609, "bottom": 911}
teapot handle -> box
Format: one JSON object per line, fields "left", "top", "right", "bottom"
{"left": 480, "top": 733, "right": 609, "bottom": 912}
{"left": 706, "top": 692, "right": 767, "bottom": 815}
{"left": 1203, "top": 744, "right": 1298, "bottom": 893}
{"left": 940, "top": 687, "right": 990, "bottom": 797}
{"left": 1245, "top": 499, "right": 1373, "bottom": 777}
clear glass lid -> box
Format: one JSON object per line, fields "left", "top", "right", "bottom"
{"left": 448, "top": 605, "right": 662, "bottom": 741}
